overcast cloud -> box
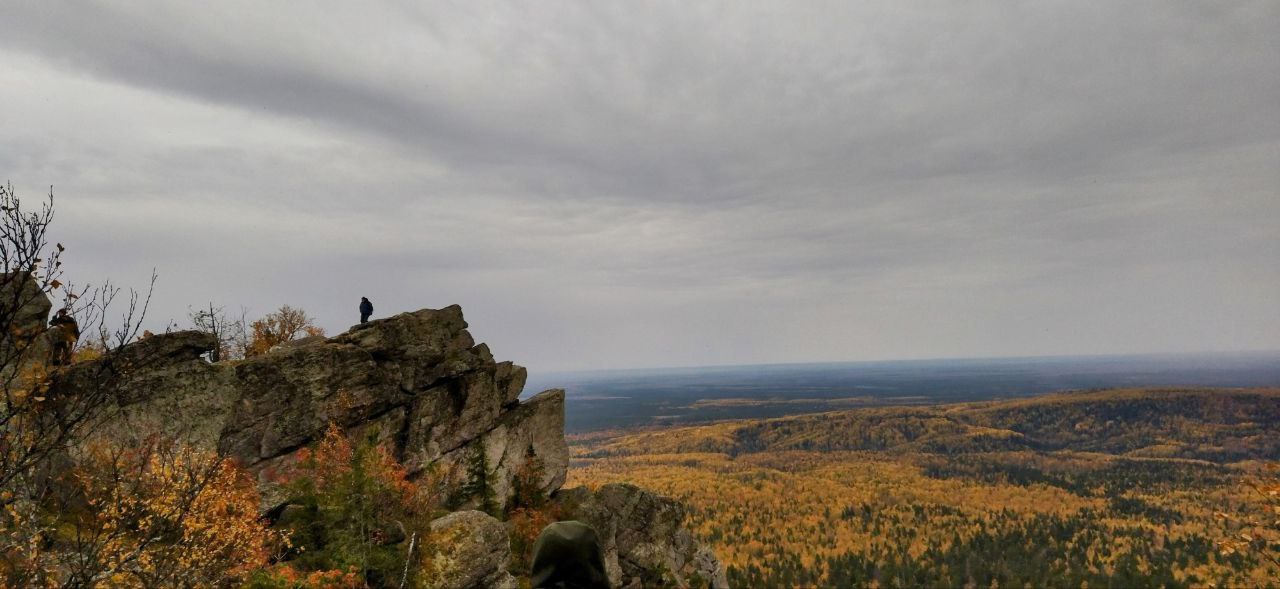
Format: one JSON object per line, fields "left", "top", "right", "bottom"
{"left": 1, "top": 1, "right": 1276, "bottom": 373}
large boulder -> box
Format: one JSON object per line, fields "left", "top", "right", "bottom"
{"left": 556, "top": 483, "right": 729, "bottom": 589}
{"left": 0, "top": 272, "right": 53, "bottom": 378}
{"left": 0, "top": 271, "right": 51, "bottom": 344}
{"left": 422, "top": 510, "right": 516, "bottom": 589}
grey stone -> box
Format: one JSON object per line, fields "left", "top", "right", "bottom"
{"left": 431, "top": 388, "right": 568, "bottom": 511}
{"left": 424, "top": 510, "right": 515, "bottom": 589}
{"left": 267, "top": 334, "right": 326, "bottom": 354}
{"left": 494, "top": 361, "right": 527, "bottom": 406}
{"left": 0, "top": 271, "right": 52, "bottom": 344}
{"left": 557, "top": 483, "right": 729, "bottom": 589}
{"left": 0, "top": 272, "right": 53, "bottom": 378}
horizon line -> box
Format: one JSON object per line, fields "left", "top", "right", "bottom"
{"left": 529, "top": 348, "right": 1280, "bottom": 378}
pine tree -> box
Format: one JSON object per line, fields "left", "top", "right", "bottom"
{"left": 462, "top": 440, "right": 496, "bottom": 515}
{"left": 510, "top": 444, "right": 547, "bottom": 511}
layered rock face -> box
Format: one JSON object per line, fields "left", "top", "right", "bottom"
{"left": 21, "top": 289, "right": 727, "bottom": 588}
{"left": 558, "top": 484, "right": 729, "bottom": 589}
{"left": 73, "top": 305, "right": 568, "bottom": 512}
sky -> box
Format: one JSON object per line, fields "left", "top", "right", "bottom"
{"left": 1, "top": 2, "right": 1277, "bottom": 374}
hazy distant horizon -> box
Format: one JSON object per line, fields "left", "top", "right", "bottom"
{"left": 525, "top": 349, "right": 1280, "bottom": 431}
{"left": 529, "top": 348, "right": 1280, "bottom": 381}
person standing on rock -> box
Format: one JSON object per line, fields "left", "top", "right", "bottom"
{"left": 48, "top": 308, "right": 80, "bottom": 366}
{"left": 359, "top": 297, "right": 373, "bottom": 324}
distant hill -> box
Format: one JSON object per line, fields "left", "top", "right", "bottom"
{"left": 540, "top": 353, "right": 1280, "bottom": 432}
{"left": 569, "top": 388, "right": 1280, "bottom": 587}
{"left": 582, "top": 388, "right": 1280, "bottom": 461}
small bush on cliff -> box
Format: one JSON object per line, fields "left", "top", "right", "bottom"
{"left": 510, "top": 443, "right": 547, "bottom": 511}
{"left": 188, "top": 302, "right": 250, "bottom": 362}
{"left": 504, "top": 444, "right": 555, "bottom": 576}
{"left": 506, "top": 506, "right": 558, "bottom": 578}
{"left": 245, "top": 305, "right": 325, "bottom": 357}
{"left": 275, "top": 424, "right": 438, "bottom": 587}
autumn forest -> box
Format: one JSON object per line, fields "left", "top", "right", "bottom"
{"left": 568, "top": 388, "right": 1280, "bottom": 587}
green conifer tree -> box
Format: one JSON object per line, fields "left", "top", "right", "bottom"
{"left": 510, "top": 443, "right": 547, "bottom": 511}
{"left": 462, "top": 440, "right": 497, "bottom": 515}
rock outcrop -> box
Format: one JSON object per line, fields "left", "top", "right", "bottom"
{"left": 61, "top": 305, "right": 567, "bottom": 512}
{"left": 15, "top": 278, "right": 724, "bottom": 588}
{"left": 423, "top": 511, "right": 517, "bottom": 589}
{"left": 0, "top": 271, "right": 51, "bottom": 336}
{"left": 0, "top": 271, "right": 56, "bottom": 375}
{"left": 557, "top": 483, "right": 730, "bottom": 589}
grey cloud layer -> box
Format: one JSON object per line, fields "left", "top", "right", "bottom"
{"left": 1, "top": 1, "right": 1276, "bottom": 371}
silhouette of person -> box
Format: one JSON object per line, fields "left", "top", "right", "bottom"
{"left": 49, "top": 308, "right": 80, "bottom": 366}
{"left": 359, "top": 297, "right": 373, "bottom": 324}
{"left": 530, "top": 521, "right": 611, "bottom": 589}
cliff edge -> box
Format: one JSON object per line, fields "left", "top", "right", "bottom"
{"left": 32, "top": 293, "right": 726, "bottom": 588}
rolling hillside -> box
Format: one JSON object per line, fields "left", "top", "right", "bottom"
{"left": 568, "top": 388, "right": 1280, "bottom": 587}
{"left": 579, "top": 388, "right": 1280, "bottom": 459}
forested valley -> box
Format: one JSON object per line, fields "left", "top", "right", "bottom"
{"left": 568, "top": 388, "right": 1280, "bottom": 587}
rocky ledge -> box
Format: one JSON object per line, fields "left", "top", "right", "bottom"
{"left": 43, "top": 298, "right": 726, "bottom": 588}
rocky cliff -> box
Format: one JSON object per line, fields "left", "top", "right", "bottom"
{"left": 24, "top": 288, "right": 726, "bottom": 588}
{"left": 52, "top": 306, "right": 566, "bottom": 510}
{"left": 557, "top": 484, "right": 729, "bottom": 589}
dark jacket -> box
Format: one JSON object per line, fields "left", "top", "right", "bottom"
{"left": 50, "top": 313, "right": 80, "bottom": 338}
{"left": 530, "top": 521, "right": 610, "bottom": 589}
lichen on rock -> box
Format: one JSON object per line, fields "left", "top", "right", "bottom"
{"left": 555, "top": 483, "right": 730, "bottom": 589}
{"left": 422, "top": 510, "right": 517, "bottom": 589}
